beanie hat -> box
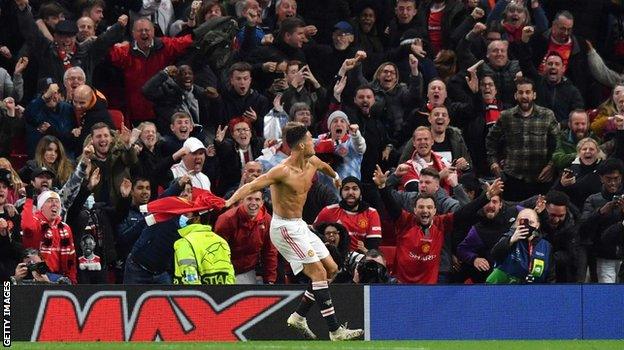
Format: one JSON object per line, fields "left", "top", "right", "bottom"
{"left": 341, "top": 176, "right": 362, "bottom": 191}
{"left": 37, "top": 190, "right": 61, "bottom": 210}
{"left": 327, "top": 110, "right": 349, "bottom": 130}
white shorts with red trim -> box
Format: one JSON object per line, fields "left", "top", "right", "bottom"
{"left": 270, "top": 215, "right": 330, "bottom": 275}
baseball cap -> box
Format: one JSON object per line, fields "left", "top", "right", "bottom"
{"left": 333, "top": 21, "right": 354, "bottom": 35}
{"left": 32, "top": 166, "right": 56, "bottom": 179}
{"left": 55, "top": 20, "right": 78, "bottom": 36}
{"left": 183, "top": 137, "right": 206, "bottom": 153}
{"left": 0, "top": 169, "right": 12, "bottom": 187}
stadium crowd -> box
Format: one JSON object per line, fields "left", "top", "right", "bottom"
{"left": 0, "top": 0, "right": 624, "bottom": 285}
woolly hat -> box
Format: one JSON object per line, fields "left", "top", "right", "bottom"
{"left": 327, "top": 110, "right": 349, "bottom": 130}
{"left": 341, "top": 176, "right": 362, "bottom": 191}
{"left": 37, "top": 190, "right": 61, "bottom": 210}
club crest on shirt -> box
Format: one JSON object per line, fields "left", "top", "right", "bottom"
{"left": 358, "top": 218, "right": 368, "bottom": 229}
{"left": 421, "top": 243, "right": 431, "bottom": 254}
{"left": 307, "top": 249, "right": 315, "bottom": 257}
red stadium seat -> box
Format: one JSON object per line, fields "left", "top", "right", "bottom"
{"left": 108, "top": 109, "right": 124, "bottom": 131}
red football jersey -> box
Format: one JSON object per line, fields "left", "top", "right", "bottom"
{"left": 394, "top": 212, "right": 454, "bottom": 284}
{"left": 315, "top": 204, "right": 382, "bottom": 251}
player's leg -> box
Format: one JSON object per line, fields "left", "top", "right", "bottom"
{"left": 305, "top": 231, "right": 363, "bottom": 340}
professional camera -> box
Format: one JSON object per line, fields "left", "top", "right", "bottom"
{"left": 356, "top": 259, "right": 391, "bottom": 283}
{"left": 26, "top": 261, "right": 49, "bottom": 274}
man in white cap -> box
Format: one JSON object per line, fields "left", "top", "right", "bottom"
{"left": 20, "top": 190, "right": 77, "bottom": 283}
{"left": 170, "top": 137, "right": 211, "bottom": 190}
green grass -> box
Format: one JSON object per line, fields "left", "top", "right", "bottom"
{"left": 7, "top": 341, "right": 624, "bottom": 350}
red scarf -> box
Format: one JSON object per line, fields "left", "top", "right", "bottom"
{"left": 484, "top": 99, "right": 501, "bottom": 125}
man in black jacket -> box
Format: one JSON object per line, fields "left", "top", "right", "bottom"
{"left": 516, "top": 26, "right": 584, "bottom": 123}
{"left": 142, "top": 64, "right": 212, "bottom": 134}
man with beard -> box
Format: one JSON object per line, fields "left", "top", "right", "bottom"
{"left": 579, "top": 158, "right": 624, "bottom": 283}
{"left": 457, "top": 193, "right": 520, "bottom": 282}
{"left": 315, "top": 176, "right": 382, "bottom": 253}
{"left": 486, "top": 78, "right": 559, "bottom": 201}
{"left": 170, "top": 137, "right": 212, "bottom": 191}
{"left": 531, "top": 190, "right": 581, "bottom": 282}
{"left": 15, "top": 166, "right": 55, "bottom": 212}
{"left": 552, "top": 110, "right": 598, "bottom": 171}
{"left": 142, "top": 64, "right": 212, "bottom": 133}
{"left": 216, "top": 191, "right": 277, "bottom": 284}
{"left": 213, "top": 62, "right": 270, "bottom": 136}
{"left": 89, "top": 123, "right": 139, "bottom": 205}
{"left": 516, "top": 26, "right": 584, "bottom": 122}
{"left": 375, "top": 165, "right": 504, "bottom": 284}
{"left": 314, "top": 111, "right": 366, "bottom": 196}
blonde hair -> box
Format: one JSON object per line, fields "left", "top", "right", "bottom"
{"left": 0, "top": 158, "right": 23, "bottom": 189}
{"left": 576, "top": 137, "right": 606, "bottom": 161}
{"left": 373, "top": 62, "right": 400, "bottom": 89}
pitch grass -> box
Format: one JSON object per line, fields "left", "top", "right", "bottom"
{"left": 8, "top": 341, "right": 624, "bottom": 350}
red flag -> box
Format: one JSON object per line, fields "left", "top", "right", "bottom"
{"left": 140, "top": 188, "right": 225, "bottom": 226}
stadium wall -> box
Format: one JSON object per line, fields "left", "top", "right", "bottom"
{"left": 6, "top": 284, "right": 624, "bottom": 342}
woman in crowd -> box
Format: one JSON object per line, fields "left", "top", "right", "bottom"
{"left": 0, "top": 158, "right": 24, "bottom": 204}
{"left": 590, "top": 83, "right": 624, "bottom": 139}
{"left": 552, "top": 138, "right": 604, "bottom": 211}
{"left": 19, "top": 135, "right": 73, "bottom": 188}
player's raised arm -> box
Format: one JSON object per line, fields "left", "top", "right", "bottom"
{"left": 310, "top": 155, "right": 341, "bottom": 189}
{"left": 225, "top": 166, "right": 284, "bottom": 207}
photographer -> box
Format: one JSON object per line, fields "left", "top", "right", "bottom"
{"left": 351, "top": 249, "right": 397, "bottom": 284}
{"left": 12, "top": 248, "right": 71, "bottom": 284}
{"left": 488, "top": 209, "right": 555, "bottom": 284}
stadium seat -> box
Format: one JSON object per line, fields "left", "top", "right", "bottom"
{"left": 108, "top": 109, "right": 125, "bottom": 131}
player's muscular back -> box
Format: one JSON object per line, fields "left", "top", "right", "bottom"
{"left": 270, "top": 161, "right": 316, "bottom": 219}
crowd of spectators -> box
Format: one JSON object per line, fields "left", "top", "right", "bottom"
{"left": 1, "top": 0, "right": 624, "bottom": 285}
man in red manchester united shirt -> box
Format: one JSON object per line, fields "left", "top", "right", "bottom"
{"left": 215, "top": 191, "right": 277, "bottom": 284}
{"left": 314, "top": 176, "right": 382, "bottom": 252}
{"left": 374, "top": 165, "right": 503, "bottom": 284}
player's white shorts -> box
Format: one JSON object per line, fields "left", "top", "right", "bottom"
{"left": 270, "top": 215, "right": 330, "bottom": 275}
